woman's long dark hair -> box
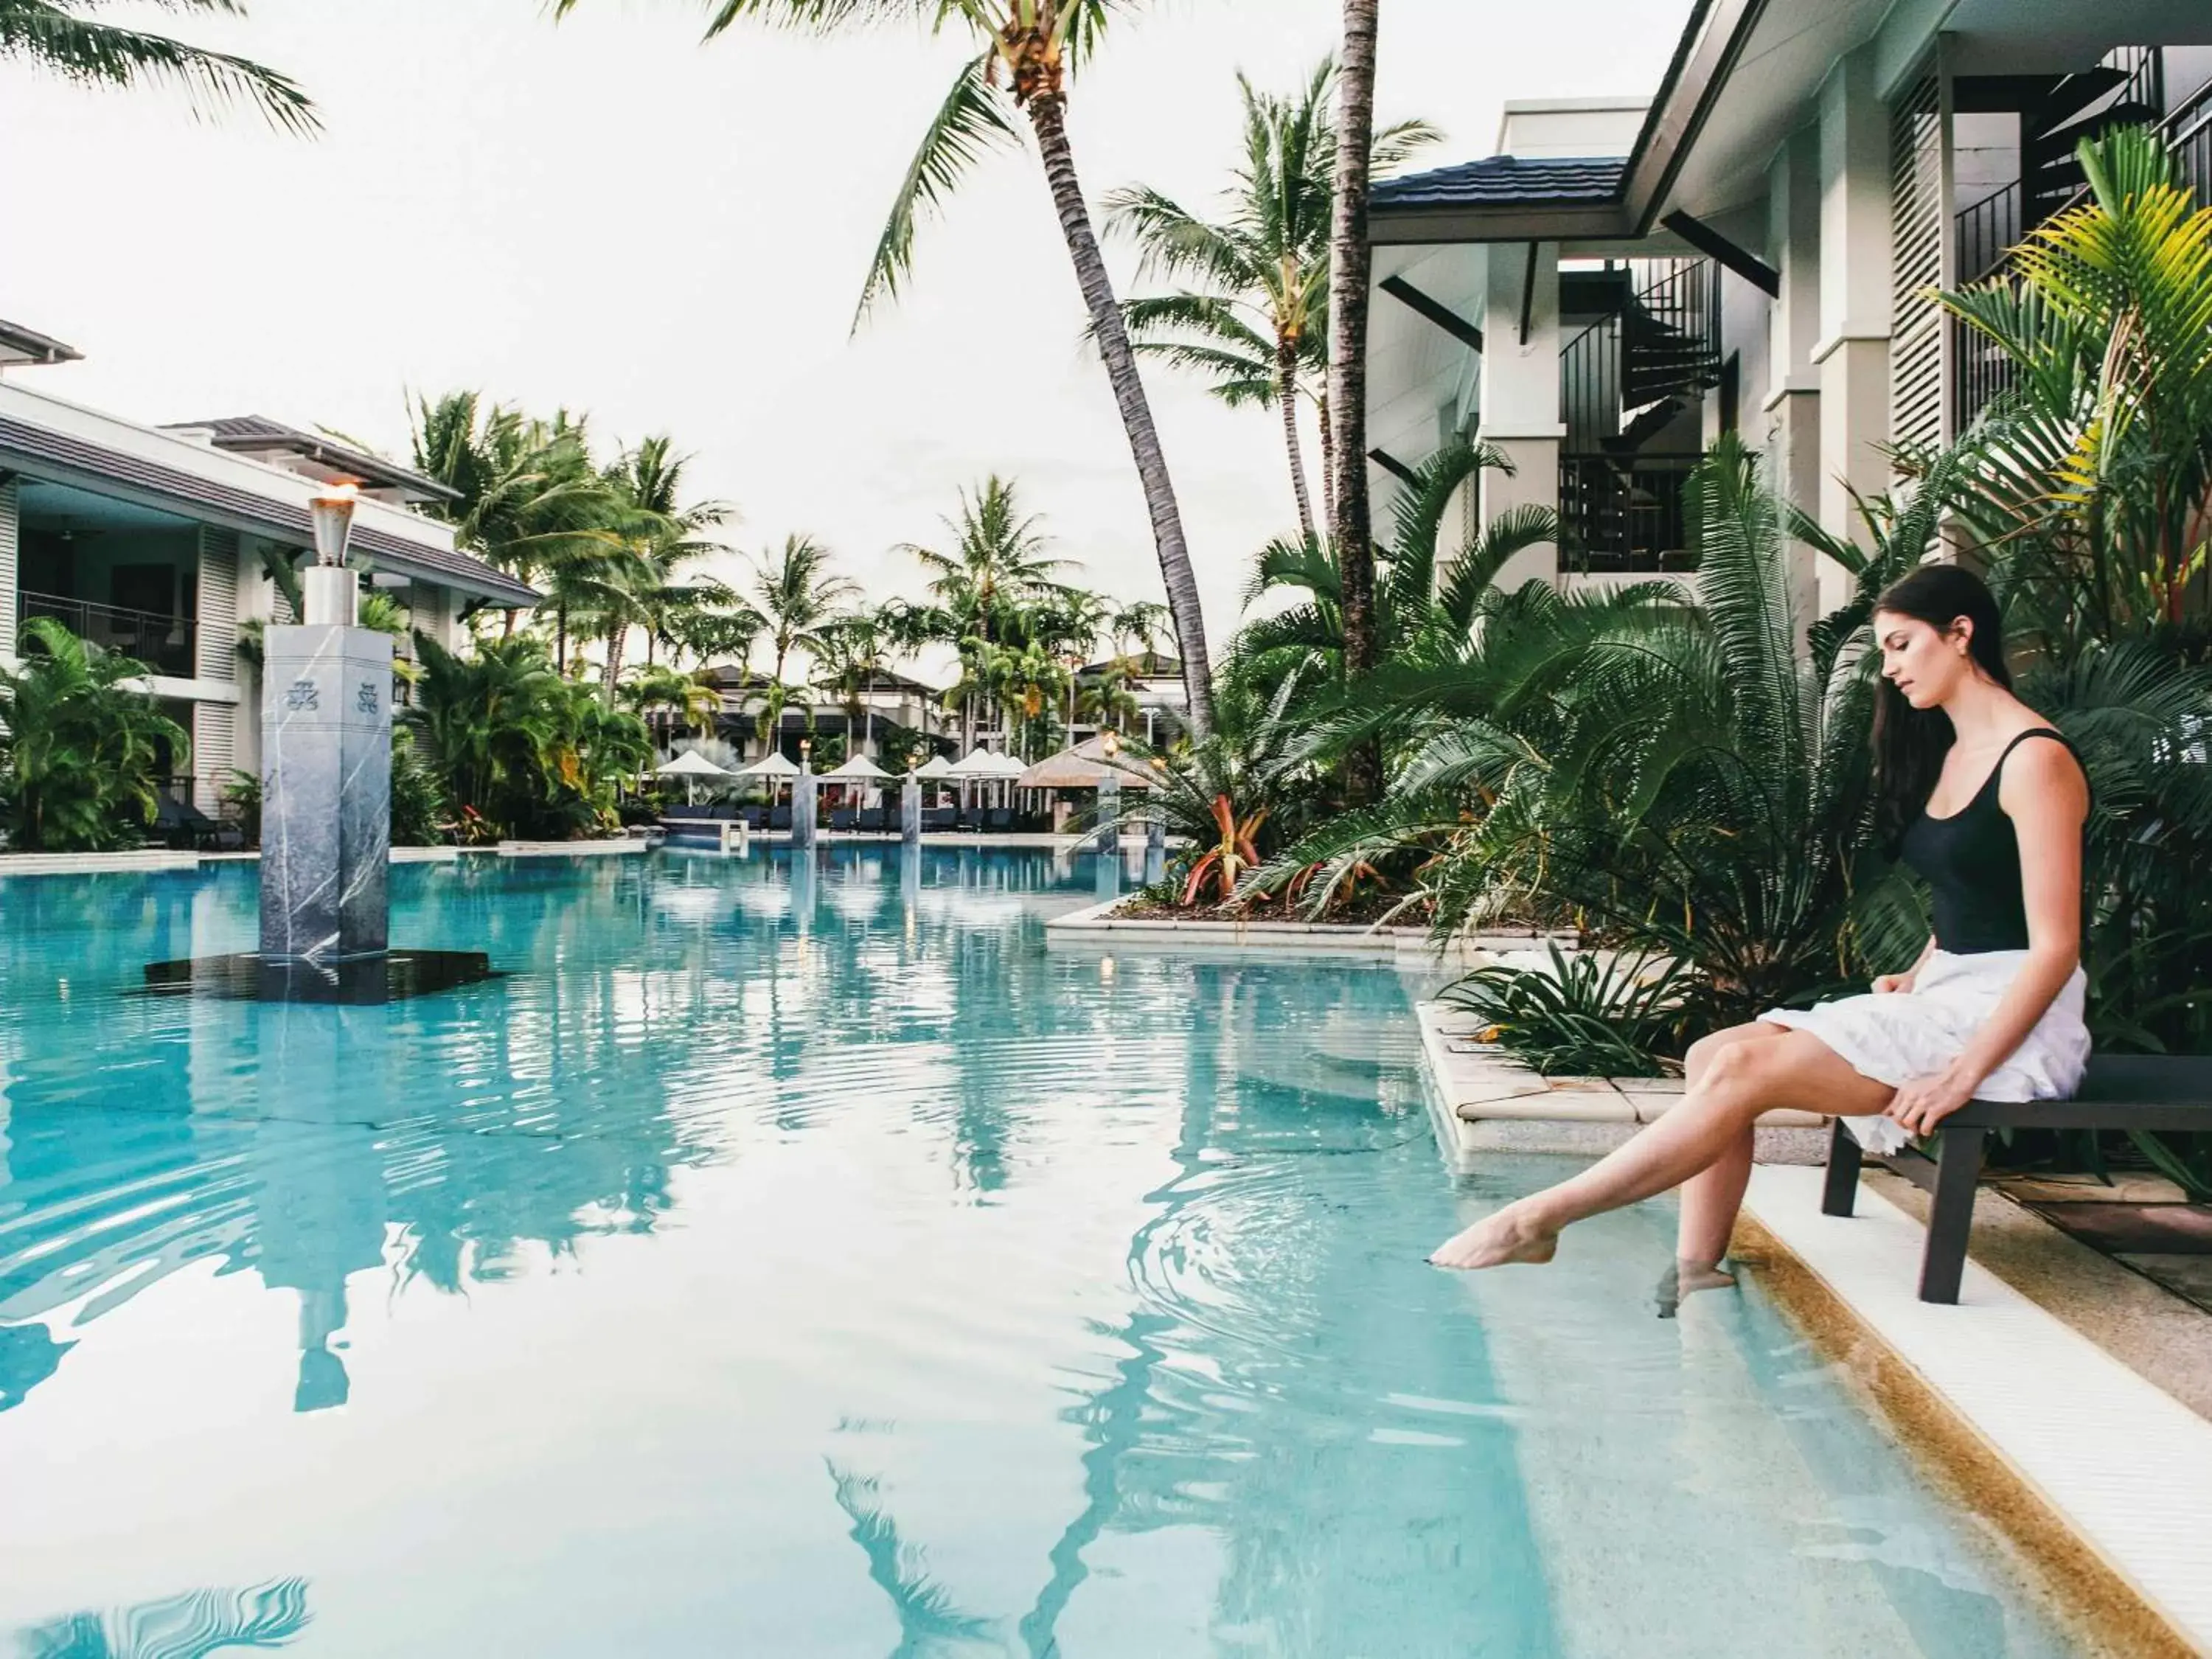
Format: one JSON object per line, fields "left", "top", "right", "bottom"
{"left": 1871, "top": 564, "right": 2010, "bottom": 852}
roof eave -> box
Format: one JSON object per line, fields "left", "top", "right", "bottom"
{"left": 1371, "top": 200, "right": 1632, "bottom": 246}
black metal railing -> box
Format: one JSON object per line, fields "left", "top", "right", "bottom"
{"left": 16, "top": 592, "right": 198, "bottom": 678}
{"left": 1955, "top": 180, "right": 2020, "bottom": 284}
{"left": 1559, "top": 454, "right": 1700, "bottom": 574}
{"left": 1622, "top": 257, "right": 1722, "bottom": 409}
{"left": 1561, "top": 314, "right": 1621, "bottom": 451}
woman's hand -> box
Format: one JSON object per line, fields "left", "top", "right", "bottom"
{"left": 1871, "top": 971, "right": 1916, "bottom": 995}
{"left": 1885, "top": 1062, "right": 1978, "bottom": 1138}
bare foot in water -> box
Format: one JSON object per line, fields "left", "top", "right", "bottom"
{"left": 1654, "top": 1258, "right": 1737, "bottom": 1318}
{"left": 1428, "top": 1204, "right": 1559, "bottom": 1270}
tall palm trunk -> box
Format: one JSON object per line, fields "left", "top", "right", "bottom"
{"left": 1318, "top": 389, "right": 1337, "bottom": 529}
{"left": 1277, "top": 335, "right": 1317, "bottom": 541}
{"left": 1328, "top": 0, "right": 1382, "bottom": 802}
{"left": 602, "top": 626, "right": 625, "bottom": 700}
{"left": 1027, "top": 92, "right": 1214, "bottom": 737}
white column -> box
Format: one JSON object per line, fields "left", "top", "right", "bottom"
{"left": 1764, "top": 123, "right": 1825, "bottom": 625}
{"left": 1813, "top": 46, "right": 1893, "bottom": 611}
{"left": 1475, "top": 240, "right": 1563, "bottom": 588}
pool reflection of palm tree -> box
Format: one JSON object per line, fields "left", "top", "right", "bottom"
{"left": 825, "top": 1461, "right": 998, "bottom": 1658}
{"left": 16, "top": 1574, "right": 313, "bottom": 1658}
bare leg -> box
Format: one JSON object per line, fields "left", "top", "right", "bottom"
{"left": 1430, "top": 1028, "right": 1891, "bottom": 1270}
{"left": 1675, "top": 1025, "right": 1779, "bottom": 1267}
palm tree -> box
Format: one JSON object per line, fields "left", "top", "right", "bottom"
{"left": 593, "top": 435, "right": 736, "bottom": 696}
{"left": 746, "top": 535, "right": 858, "bottom": 745}
{"left": 409, "top": 392, "right": 626, "bottom": 650}
{"left": 661, "top": 591, "right": 765, "bottom": 673}
{"left": 901, "top": 476, "right": 1074, "bottom": 754}
{"left": 1107, "top": 60, "right": 1436, "bottom": 539}
{"left": 0, "top": 0, "right": 315, "bottom": 132}
{"left": 809, "top": 613, "right": 891, "bottom": 758}
{"left": 1329, "top": 0, "right": 1382, "bottom": 773}
{"left": 554, "top": 0, "right": 1217, "bottom": 734}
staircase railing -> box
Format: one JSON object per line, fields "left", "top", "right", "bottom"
{"left": 1950, "top": 50, "right": 2212, "bottom": 433}
{"left": 1955, "top": 180, "right": 2020, "bottom": 285}
{"left": 1558, "top": 455, "right": 1700, "bottom": 575}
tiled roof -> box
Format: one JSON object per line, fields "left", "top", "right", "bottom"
{"left": 0, "top": 318, "right": 83, "bottom": 367}
{"left": 0, "top": 415, "right": 539, "bottom": 608}
{"left": 163, "top": 414, "right": 461, "bottom": 503}
{"left": 1373, "top": 156, "right": 1627, "bottom": 212}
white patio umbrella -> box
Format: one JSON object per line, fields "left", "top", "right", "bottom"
{"left": 914, "top": 754, "right": 956, "bottom": 779}
{"left": 734, "top": 749, "right": 801, "bottom": 810}
{"left": 821, "top": 753, "right": 892, "bottom": 813}
{"left": 655, "top": 748, "right": 731, "bottom": 806}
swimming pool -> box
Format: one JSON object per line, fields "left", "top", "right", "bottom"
{"left": 0, "top": 849, "right": 2082, "bottom": 1655}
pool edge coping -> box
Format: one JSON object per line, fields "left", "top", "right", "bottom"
{"left": 1408, "top": 1010, "right": 2212, "bottom": 1656}
{"left": 1733, "top": 1176, "right": 2210, "bottom": 1659}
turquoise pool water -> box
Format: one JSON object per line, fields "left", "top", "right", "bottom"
{"left": 1, "top": 849, "right": 2076, "bottom": 1656}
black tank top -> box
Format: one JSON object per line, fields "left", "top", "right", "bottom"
{"left": 1899, "top": 728, "right": 2076, "bottom": 955}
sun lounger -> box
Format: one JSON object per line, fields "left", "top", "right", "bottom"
{"left": 858, "top": 808, "right": 887, "bottom": 833}
{"left": 830, "top": 810, "right": 855, "bottom": 833}
{"left": 768, "top": 806, "right": 792, "bottom": 832}
{"left": 1820, "top": 1054, "right": 2212, "bottom": 1303}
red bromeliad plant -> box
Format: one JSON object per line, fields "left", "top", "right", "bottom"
{"left": 1183, "top": 794, "right": 1268, "bottom": 907}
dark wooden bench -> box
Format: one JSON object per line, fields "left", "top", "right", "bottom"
{"left": 1820, "top": 1054, "right": 2212, "bottom": 1304}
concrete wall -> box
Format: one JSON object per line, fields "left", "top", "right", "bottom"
{"left": 1498, "top": 99, "right": 1648, "bottom": 159}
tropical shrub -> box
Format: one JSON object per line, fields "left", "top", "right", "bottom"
{"left": 0, "top": 618, "right": 188, "bottom": 852}
{"left": 390, "top": 729, "right": 448, "bottom": 848}
{"left": 406, "top": 633, "right": 651, "bottom": 840}
{"left": 1442, "top": 945, "right": 1694, "bottom": 1079}
{"left": 1260, "top": 435, "right": 1957, "bottom": 1019}
{"left": 222, "top": 768, "right": 263, "bottom": 846}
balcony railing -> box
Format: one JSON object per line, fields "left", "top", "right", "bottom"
{"left": 1559, "top": 455, "right": 1700, "bottom": 575}
{"left": 16, "top": 592, "right": 198, "bottom": 678}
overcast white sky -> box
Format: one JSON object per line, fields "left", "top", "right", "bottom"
{"left": 1, "top": 0, "right": 1687, "bottom": 656}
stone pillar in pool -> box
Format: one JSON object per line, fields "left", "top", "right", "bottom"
{"left": 260, "top": 498, "right": 392, "bottom": 963}
{"left": 791, "top": 756, "right": 818, "bottom": 850}
{"left": 1094, "top": 776, "right": 1120, "bottom": 856}
{"left": 900, "top": 775, "right": 921, "bottom": 844}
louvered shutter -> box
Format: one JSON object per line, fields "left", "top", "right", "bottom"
{"left": 196, "top": 527, "right": 240, "bottom": 682}
{"left": 1889, "top": 64, "right": 1952, "bottom": 453}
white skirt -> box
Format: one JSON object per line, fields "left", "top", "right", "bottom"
{"left": 1758, "top": 949, "right": 2090, "bottom": 1155}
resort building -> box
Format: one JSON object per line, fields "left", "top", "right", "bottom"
{"left": 0, "top": 325, "right": 537, "bottom": 812}
{"left": 1363, "top": 0, "right": 2212, "bottom": 610}
{"left": 695, "top": 664, "right": 952, "bottom": 764}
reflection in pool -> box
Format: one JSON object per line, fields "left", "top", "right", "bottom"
{"left": 0, "top": 848, "right": 2079, "bottom": 1655}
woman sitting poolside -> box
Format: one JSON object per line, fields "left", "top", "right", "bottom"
{"left": 1429, "top": 565, "right": 2093, "bottom": 1281}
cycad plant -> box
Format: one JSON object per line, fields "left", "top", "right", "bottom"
{"left": 1231, "top": 439, "right": 1557, "bottom": 692}
{"left": 1110, "top": 668, "right": 1314, "bottom": 906}
{"left": 1265, "top": 437, "right": 1958, "bottom": 1022}
{"left": 0, "top": 619, "right": 189, "bottom": 852}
